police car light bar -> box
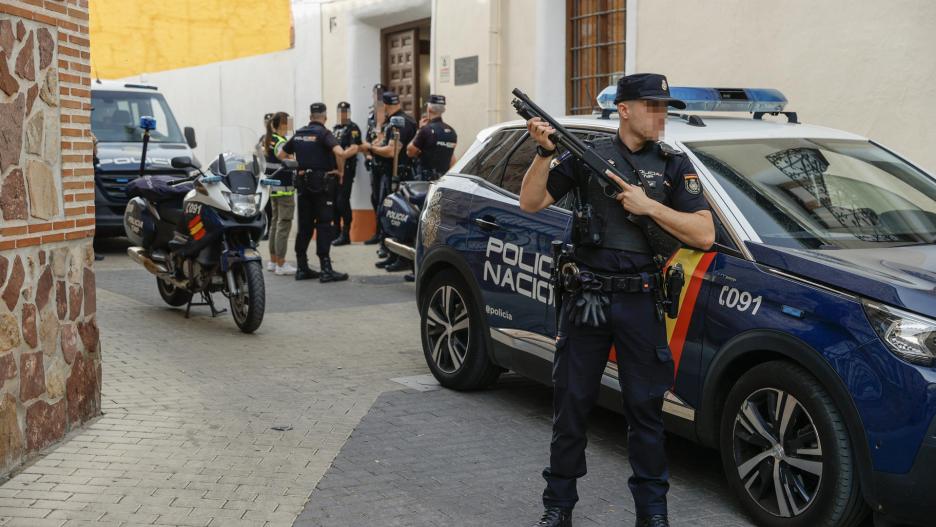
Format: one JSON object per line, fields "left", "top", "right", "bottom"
{"left": 597, "top": 85, "right": 788, "bottom": 113}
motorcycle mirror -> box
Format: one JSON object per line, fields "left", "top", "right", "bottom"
{"left": 282, "top": 159, "right": 298, "bottom": 169}
{"left": 389, "top": 115, "right": 405, "bottom": 128}
{"left": 217, "top": 154, "right": 227, "bottom": 175}
{"left": 170, "top": 156, "right": 195, "bottom": 169}
{"left": 252, "top": 155, "right": 261, "bottom": 175}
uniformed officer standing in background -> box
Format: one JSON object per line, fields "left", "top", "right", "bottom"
{"left": 518, "top": 73, "right": 715, "bottom": 527}
{"left": 407, "top": 94, "right": 458, "bottom": 181}
{"left": 278, "top": 102, "right": 351, "bottom": 283}
{"left": 331, "top": 101, "right": 362, "bottom": 246}
{"left": 363, "top": 83, "right": 386, "bottom": 246}
{"left": 364, "top": 90, "right": 418, "bottom": 273}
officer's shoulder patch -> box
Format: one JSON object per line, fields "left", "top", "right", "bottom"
{"left": 684, "top": 174, "right": 702, "bottom": 194}
{"left": 658, "top": 142, "right": 683, "bottom": 158}
{"left": 351, "top": 130, "right": 359, "bottom": 137}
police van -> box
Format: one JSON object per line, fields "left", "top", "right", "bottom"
{"left": 413, "top": 87, "right": 936, "bottom": 527}
{"left": 92, "top": 80, "right": 198, "bottom": 237}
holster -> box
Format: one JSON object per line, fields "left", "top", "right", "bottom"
{"left": 296, "top": 170, "right": 327, "bottom": 194}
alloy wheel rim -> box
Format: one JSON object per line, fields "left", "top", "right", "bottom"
{"left": 425, "top": 285, "right": 470, "bottom": 374}
{"left": 732, "top": 387, "right": 823, "bottom": 518}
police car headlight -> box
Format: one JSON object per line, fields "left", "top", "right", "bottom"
{"left": 863, "top": 300, "right": 936, "bottom": 366}
{"left": 226, "top": 193, "right": 259, "bottom": 217}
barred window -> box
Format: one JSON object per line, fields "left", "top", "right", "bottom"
{"left": 566, "top": 0, "right": 626, "bottom": 115}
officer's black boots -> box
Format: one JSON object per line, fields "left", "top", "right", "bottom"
{"left": 332, "top": 228, "right": 351, "bottom": 246}
{"left": 318, "top": 257, "right": 349, "bottom": 283}
{"left": 294, "top": 257, "right": 321, "bottom": 281}
{"left": 635, "top": 515, "right": 669, "bottom": 527}
{"left": 384, "top": 257, "right": 411, "bottom": 272}
{"left": 532, "top": 507, "right": 572, "bottom": 527}
{"left": 363, "top": 232, "right": 381, "bottom": 245}
{"left": 375, "top": 253, "right": 396, "bottom": 268}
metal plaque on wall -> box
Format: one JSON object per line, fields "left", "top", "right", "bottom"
{"left": 454, "top": 56, "right": 479, "bottom": 86}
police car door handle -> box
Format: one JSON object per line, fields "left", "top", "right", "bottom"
{"left": 474, "top": 217, "right": 501, "bottom": 231}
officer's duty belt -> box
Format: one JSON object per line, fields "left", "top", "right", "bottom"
{"left": 574, "top": 269, "right": 663, "bottom": 294}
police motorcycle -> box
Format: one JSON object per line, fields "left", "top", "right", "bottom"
{"left": 123, "top": 121, "right": 294, "bottom": 333}
{"left": 378, "top": 115, "right": 433, "bottom": 261}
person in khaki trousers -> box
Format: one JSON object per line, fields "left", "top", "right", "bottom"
{"left": 264, "top": 112, "right": 298, "bottom": 275}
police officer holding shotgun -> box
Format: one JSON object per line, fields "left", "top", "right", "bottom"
{"left": 518, "top": 73, "right": 715, "bottom": 527}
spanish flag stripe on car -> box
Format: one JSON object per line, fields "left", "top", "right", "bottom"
{"left": 665, "top": 249, "right": 717, "bottom": 375}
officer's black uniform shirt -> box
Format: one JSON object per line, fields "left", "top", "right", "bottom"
{"left": 333, "top": 120, "right": 362, "bottom": 171}
{"left": 379, "top": 110, "right": 418, "bottom": 167}
{"left": 412, "top": 117, "right": 458, "bottom": 173}
{"left": 281, "top": 122, "right": 339, "bottom": 171}
{"left": 545, "top": 136, "right": 709, "bottom": 273}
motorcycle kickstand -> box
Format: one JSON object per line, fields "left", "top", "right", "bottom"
{"left": 184, "top": 291, "right": 227, "bottom": 318}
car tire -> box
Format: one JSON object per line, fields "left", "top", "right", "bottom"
{"left": 156, "top": 277, "right": 193, "bottom": 307}
{"left": 419, "top": 269, "right": 501, "bottom": 390}
{"left": 719, "top": 361, "right": 868, "bottom": 527}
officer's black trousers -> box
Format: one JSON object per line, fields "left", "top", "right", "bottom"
{"left": 369, "top": 166, "right": 384, "bottom": 214}
{"left": 334, "top": 167, "right": 355, "bottom": 233}
{"left": 543, "top": 288, "right": 673, "bottom": 517}
{"left": 294, "top": 188, "right": 335, "bottom": 264}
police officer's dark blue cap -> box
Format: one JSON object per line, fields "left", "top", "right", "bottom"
{"left": 428, "top": 94, "right": 446, "bottom": 105}
{"left": 337, "top": 101, "right": 350, "bottom": 110}
{"left": 310, "top": 102, "right": 327, "bottom": 114}
{"left": 382, "top": 91, "right": 400, "bottom": 105}
{"left": 614, "top": 73, "right": 686, "bottom": 110}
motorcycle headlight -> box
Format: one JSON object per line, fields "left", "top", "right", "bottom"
{"left": 226, "top": 192, "right": 259, "bottom": 217}
{"left": 863, "top": 299, "right": 936, "bottom": 366}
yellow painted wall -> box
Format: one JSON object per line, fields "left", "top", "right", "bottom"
{"left": 89, "top": 0, "right": 294, "bottom": 79}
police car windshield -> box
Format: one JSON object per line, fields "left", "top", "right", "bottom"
{"left": 91, "top": 90, "right": 185, "bottom": 144}
{"left": 686, "top": 139, "right": 936, "bottom": 249}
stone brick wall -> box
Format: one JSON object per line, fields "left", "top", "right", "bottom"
{"left": 0, "top": 0, "right": 100, "bottom": 476}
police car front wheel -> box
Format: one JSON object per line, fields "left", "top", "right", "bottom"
{"left": 719, "top": 361, "right": 868, "bottom": 527}
{"left": 419, "top": 269, "right": 501, "bottom": 390}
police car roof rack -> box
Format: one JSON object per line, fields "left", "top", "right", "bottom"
{"left": 668, "top": 113, "right": 706, "bottom": 127}
{"left": 753, "top": 111, "right": 799, "bottom": 124}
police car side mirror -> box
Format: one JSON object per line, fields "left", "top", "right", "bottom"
{"left": 171, "top": 156, "right": 195, "bottom": 169}
{"left": 282, "top": 159, "right": 298, "bottom": 169}
{"left": 184, "top": 126, "right": 197, "bottom": 148}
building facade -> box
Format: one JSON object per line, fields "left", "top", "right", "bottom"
{"left": 0, "top": 0, "right": 102, "bottom": 476}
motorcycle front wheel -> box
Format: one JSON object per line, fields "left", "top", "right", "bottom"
{"left": 228, "top": 260, "right": 265, "bottom": 333}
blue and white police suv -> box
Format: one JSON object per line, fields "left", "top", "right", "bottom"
{"left": 413, "top": 86, "right": 936, "bottom": 527}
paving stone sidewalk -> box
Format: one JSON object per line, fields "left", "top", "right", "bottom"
{"left": 0, "top": 242, "right": 427, "bottom": 527}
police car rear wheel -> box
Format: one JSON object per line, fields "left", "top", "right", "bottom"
{"left": 420, "top": 269, "right": 501, "bottom": 390}
{"left": 156, "top": 277, "right": 192, "bottom": 307}
{"left": 720, "top": 361, "right": 868, "bottom": 527}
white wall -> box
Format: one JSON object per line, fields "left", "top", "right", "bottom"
{"left": 117, "top": 1, "right": 323, "bottom": 164}
{"left": 634, "top": 0, "right": 936, "bottom": 173}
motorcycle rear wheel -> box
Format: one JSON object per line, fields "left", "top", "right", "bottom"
{"left": 229, "top": 260, "right": 265, "bottom": 333}
{"left": 156, "top": 277, "right": 193, "bottom": 307}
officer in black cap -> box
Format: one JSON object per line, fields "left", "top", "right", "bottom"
{"left": 278, "top": 102, "right": 351, "bottom": 283}
{"left": 519, "top": 73, "right": 715, "bottom": 527}
{"left": 364, "top": 90, "right": 418, "bottom": 272}
{"left": 363, "top": 83, "right": 387, "bottom": 245}
{"left": 331, "top": 101, "right": 362, "bottom": 246}
{"left": 407, "top": 94, "right": 458, "bottom": 181}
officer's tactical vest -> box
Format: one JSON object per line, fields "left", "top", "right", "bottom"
{"left": 419, "top": 119, "right": 457, "bottom": 174}
{"left": 264, "top": 133, "right": 294, "bottom": 187}
{"left": 578, "top": 136, "right": 681, "bottom": 259}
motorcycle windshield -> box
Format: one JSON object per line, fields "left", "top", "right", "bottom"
{"left": 200, "top": 125, "right": 267, "bottom": 177}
